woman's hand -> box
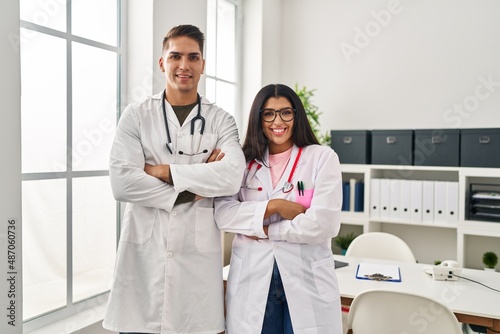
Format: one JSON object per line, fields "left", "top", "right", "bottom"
{"left": 246, "top": 225, "right": 269, "bottom": 240}
{"left": 266, "top": 199, "right": 306, "bottom": 220}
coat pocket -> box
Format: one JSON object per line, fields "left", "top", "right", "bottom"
{"left": 120, "top": 204, "right": 157, "bottom": 244}
{"left": 312, "top": 255, "right": 338, "bottom": 302}
{"left": 227, "top": 252, "right": 243, "bottom": 296}
{"left": 194, "top": 207, "right": 221, "bottom": 253}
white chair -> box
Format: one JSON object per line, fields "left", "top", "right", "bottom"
{"left": 345, "top": 232, "right": 417, "bottom": 263}
{"left": 346, "top": 289, "right": 463, "bottom": 334}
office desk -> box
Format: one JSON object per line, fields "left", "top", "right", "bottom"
{"left": 333, "top": 255, "right": 500, "bottom": 334}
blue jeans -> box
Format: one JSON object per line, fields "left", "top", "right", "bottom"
{"left": 261, "top": 261, "right": 294, "bottom": 334}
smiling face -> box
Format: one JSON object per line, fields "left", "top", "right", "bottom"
{"left": 159, "top": 36, "right": 205, "bottom": 104}
{"left": 261, "top": 96, "right": 295, "bottom": 154}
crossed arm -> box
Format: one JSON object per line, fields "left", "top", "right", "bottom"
{"left": 144, "top": 148, "right": 225, "bottom": 202}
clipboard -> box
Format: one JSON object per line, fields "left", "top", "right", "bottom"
{"left": 356, "top": 263, "right": 401, "bottom": 282}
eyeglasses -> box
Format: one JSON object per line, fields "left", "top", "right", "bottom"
{"left": 260, "top": 107, "right": 295, "bottom": 123}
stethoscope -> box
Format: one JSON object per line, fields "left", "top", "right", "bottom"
{"left": 242, "top": 147, "right": 303, "bottom": 193}
{"left": 162, "top": 89, "right": 206, "bottom": 155}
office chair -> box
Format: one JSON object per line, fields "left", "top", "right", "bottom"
{"left": 346, "top": 290, "right": 463, "bottom": 334}
{"left": 345, "top": 232, "right": 417, "bottom": 263}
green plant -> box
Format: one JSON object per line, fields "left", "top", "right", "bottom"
{"left": 482, "top": 251, "right": 498, "bottom": 269}
{"left": 434, "top": 260, "right": 442, "bottom": 266}
{"left": 294, "top": 84, "right": 331, "bottom": 146}
{"left": 334, "top": 232, "right": 357, "bottom": 251}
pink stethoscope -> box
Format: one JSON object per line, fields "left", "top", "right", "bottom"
{"left": 241, "top": 147, "right": 303, "bottom": 192}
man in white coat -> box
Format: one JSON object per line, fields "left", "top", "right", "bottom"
{"left": 103, "top": 25, "right": 245, "bottom": 334}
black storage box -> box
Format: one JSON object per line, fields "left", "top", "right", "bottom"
{"left": 371, "top": 130, "right": 414, "bottom": 165}
{"left": 330, "top": 130, "right": 371, "bottom": 164}
{"left": 414, "top": 129, "right": 460, "bottom": 167}
{"left": 460, "top": 128, "right": 500, "bottom": 168}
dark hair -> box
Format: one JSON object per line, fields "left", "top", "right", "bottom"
{"left": 242, "top": 84, "right": 319, "bottom": 163}
{"left": 162, "top": 24, "right": 205, "bottom": 55}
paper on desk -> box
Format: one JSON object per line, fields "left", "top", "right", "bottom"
{"left": 356, "top": 263, "right": 401, "bottom": 282}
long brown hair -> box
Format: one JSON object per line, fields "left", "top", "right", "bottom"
{"left": 242, "top": 84, "right": 319, "bottom": 163}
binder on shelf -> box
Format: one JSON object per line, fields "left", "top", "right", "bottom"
{"left": 446, "top": 182, "right": 459, "bottom": 223}
{"left": 370, "top": 178, "right": 381, "bottom": 219}
{"left": 400, "top": 180, "right": 412, "bottom": 221}
{"left": 410, "top": 180, "right": 423, "bottom": 222}
{"left": 379, "top": 179, "right": 391, "bottom": 220}
{"left": 422, "top": 181, "right": 434, "bottom": 223}
{"left": 341, "top": 181, "right": 350, "bottom": 211}
{"left": 354, "top": 181, "right": 365, "bottom": 212}
{"left": 389, "top": 179, "right": 401, "bottom": 221}
{"left": 349, "top": 178, "right": 356, "bottom": 212}
{"left": 434, "top": 181, "right": 447, "bottom": 223}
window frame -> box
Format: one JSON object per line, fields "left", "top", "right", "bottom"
{"left": 205, "top": 0, "right": 242, "bottom": 120}
{"left": 20, "top": 1, "right": 124, "bottom": 331}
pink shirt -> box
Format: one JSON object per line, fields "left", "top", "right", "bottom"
{"left": 268, "top": 147, "right": 293, "bottom": 189}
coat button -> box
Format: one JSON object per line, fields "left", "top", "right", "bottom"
{"left": 171, "top": 211, "right": 177, "bottom": 216}
{"left": 166, "top": 252, "right": 173, "bottom": 258}
{"left": 177, "top": 132, "right": 183, "bottom": 138}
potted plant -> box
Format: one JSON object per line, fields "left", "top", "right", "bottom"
{"left": 294, "top": 84, "right": 331, "bottom": 146}
{"left": 334, "top": 232, "right": 357, "bottom": 255}
{"left": 483, "top": 251, "right": 498, "bottom": 271}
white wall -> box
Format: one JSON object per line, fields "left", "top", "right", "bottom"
{"left": 278, "top": 0, "right": 500, "bottom": 132}
{"left": 240, "top": 0, "right": 282, "bottom": 137}
{"left": 0, "top": 1, "right": 22, "bottom": 333}
{"left": 152, "top": 0, "right": 208, "bottom": 96}
{"left": 125, "top": 0, "right": 209, "bottom": 107}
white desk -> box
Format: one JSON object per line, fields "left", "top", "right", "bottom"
{"left": 334, "top": 255, "right": 500, "bottom": 334}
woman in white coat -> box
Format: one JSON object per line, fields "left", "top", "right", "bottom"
{"left": 214, "top": 84, "right": 343, "bottom": 334}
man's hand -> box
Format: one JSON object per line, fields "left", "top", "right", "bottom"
{"left": 144, "top": 163, "right": 171, "bottom": 183}
{"left": 206, "top": 148, "right": 225, "bottom": 163}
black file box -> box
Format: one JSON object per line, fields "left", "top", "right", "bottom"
{"left": 371, "top": 130, "right": 414, "bottom": 165}
{"left": 414, "top": 129, "right": 460, "bottom": 167}
{"left": 330, "top": 130, "right": 371, "bottom": 164}
{"left": 460, "top": 128, "right": 500, "bottom": 168}
{"left": 468, "top": 183, "right": 500, "bottom": 223}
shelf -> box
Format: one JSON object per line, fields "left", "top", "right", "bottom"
{"left": 459, "top": 220, "right": 500, "bottom": 237}
{"left": 370, "top": 219, "right": 458, "bottom": 229}
{"left": 340, "top": 163, "right": 500, "bottom": 269}
{"left": 340, "top": 212, "right": 368, "bottom": 226}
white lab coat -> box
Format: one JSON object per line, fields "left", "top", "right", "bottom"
{"left": 214, "top": 145, "right": 343, "bottom": 334}
{"left": 103, "top": 91, "right": 245, "bottom": 334}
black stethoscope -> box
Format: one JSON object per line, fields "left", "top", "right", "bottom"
{"left": 162, "top": 89, "right": 207, "bottom": 155}
{"left": 242, "top": 147, "right": 303, "bottom": 193}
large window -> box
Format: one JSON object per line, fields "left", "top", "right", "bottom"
{"left": 20, "top": 0, "right": 121, "bottom": 327}
{"left": 206, "top": 0, "right": 241, "bottom": 115}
